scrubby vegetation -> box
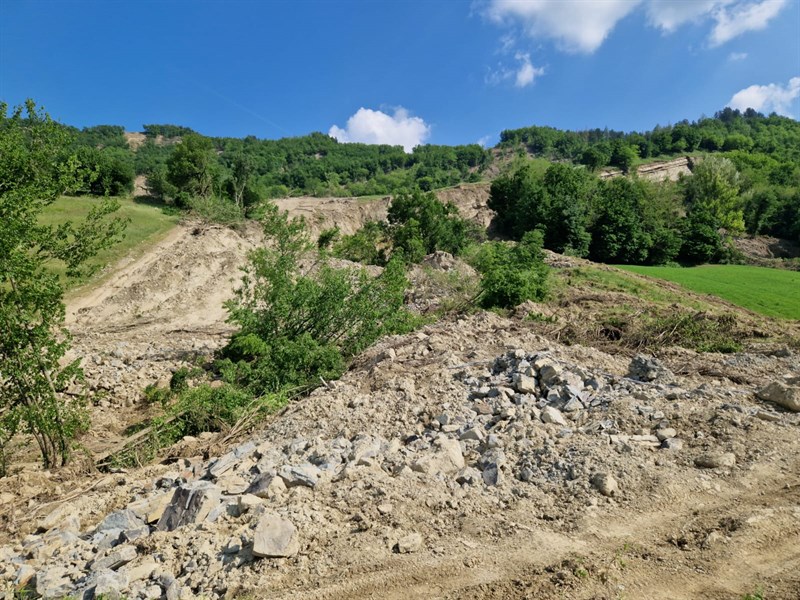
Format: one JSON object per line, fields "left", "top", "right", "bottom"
{"left": 0, "top": 101, "right": 127, "bottom": 474}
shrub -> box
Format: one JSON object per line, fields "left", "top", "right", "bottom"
{"left": 221, "top": 203, "right": 415, "bottom": 396}
{"left": 474, "top": 231, "right": 549, "bottom": 309}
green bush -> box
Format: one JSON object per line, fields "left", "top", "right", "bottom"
{"left": 474, "top": 231, "right": 549, "bottom": 309}
{"left": 221, "top": 203, "right": 415, "bottom": 396}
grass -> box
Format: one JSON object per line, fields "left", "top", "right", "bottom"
{"left": 617, "top": 264, "right": 800, "bottom": 320}
{"left": 39, "top": 195, "right": 180, "bottom": 289}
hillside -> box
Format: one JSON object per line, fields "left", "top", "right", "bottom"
{"left": 2, "top": 186, "right": 800, "bottom": 599}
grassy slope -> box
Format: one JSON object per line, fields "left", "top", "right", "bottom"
{"left": 40, "top": 196, "right": 179, "bottom": 289}
{"left": 617, "top": 264, "right": 800, "bottom": 320}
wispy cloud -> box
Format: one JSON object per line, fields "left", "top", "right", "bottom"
{"left": 728, "top": 76, "right": 800, "bottom": 116}
{"left": 728, "top": 51, "right": 748, "bottom": 61}
{"left": 486, "top": 52, "right": 545, "bottom": 88}
{"left": 329, "top": 107, "right": 430, "bottom": 152}
{"left": 709, "top": 0, "right": 787, "bottom": 46}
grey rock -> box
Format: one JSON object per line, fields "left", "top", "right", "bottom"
{"left": 14, "top": 564, "right": 36, "bottom": 588}
{"left": 757, "top": 381, "right": 800, "bottom": 412}
{"left": 395, "top": 532, "right": 423, "bottom": 554}
{"left": 247, "top": 473, "right": 286, "bottom": 499}
{"left": 456, "top": 467, "right": 482, "bottom": 485}
{"left": 93, "top": 568, "right": 129, "bottom": 600}
{"left": 35, "top": 566, "right": 72, "bottom": 598}
{"left": 92, "top": 544, "right": 137, "bottom": 571}
{"left": 562, "top": 396, "right": 584, "bottom": 412}
{"left": 628, "top": 354, "right": 673, "bottom": 382}
{"left": 482, "top": 463, "right": 503, "bottom": 486}
{"left": 96, "top": 509, "right": 144, "bottom": 534}
{"left": 591, "top": 472, "right": 619, "bottom": 497}
{"left": 459, "top": 426, "right": 485, "bottom": 442}
{"left": 156, "top": 481, "right": 221, "bottom": 531}
{"left": 252, "top": 513, "right": 299, "bottom": 558}
{"left": 695, "top": 452, "right": 736, "bottom": 469}
{"left": 278, "top": 464, "right": 322, "bottom": 488}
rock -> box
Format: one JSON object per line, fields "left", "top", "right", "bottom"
{"left": 247, "top": 473, "right": 287, "bottom": 499}
{"left": 533, "top": 358, "right": 560, "bottom": 384}
{"left": 695, "top": 452, "right": 736, "bottom": 469}
{"left": 377, "top": 503, "right": 393, "bottom": 515}
{"left": 591, "top": 473, "right": 619, "bottom": 497}
{"left": 35, "top": 566, "right": 72, "bottom": 598}
{"left": 237, "top": 494, "right": 264, "bottom": 513}
{"left": 93, "top": 568, "right": 129, "bottom": 600}
{"left": 512, "top": 373, "right": 538, "bottom": 395}
{"left": 482, "top": 463, "right": 503, "bottom": 486}
{"left": 628, "top": 354, "right": 672, "bottom": 382}
{"left": 278, "top": 464, "right": 322, "bottom": 488}
{"left": 661, "top": 438, "right": 684, "bottom": 451}
{"left": 38, "top": 504, "right": 81, "bottom": 533}
{"left": 655, "top": 427, "right": 677, "bottom": 441}
{"left": 96, "top": 509, "right": 145, "bottom": 534}
{"left": 540, "top": 406, "right": 568, "bottom": 427}
{"left": 14, "top": 564, "right": 36, "bottom": 588}
{"left": 125, "top": 559, "right": 157, "bottom": 582}
{"left": 156, "top": 481, "right": 221, "bottom": 532}
{"left": 411, "top": 438, "right": 464, "bottom": 475}
{"left": 92, "top": 544, "right": 137, "bottom": 571}
{"left": 757, "top": 381, "right": 800, "bottom": 412}
{"left": 350, "top": 435, "right": 385, "bottom": 466}
{"left": 127, "top": 492, "right": 172, "bottom": 524}
{"left": 456, "top": 467, "right": 482, "bottom": 486}
{"left": 459, "top": 426, "right": 485, "bottom": 442}
{"left": 395, "top": 532, "right": 423, "bottom": 554}
{"left": 252, "top": 513, "right": 299, "bottom": 558}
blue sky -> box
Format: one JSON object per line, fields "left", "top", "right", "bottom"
{"left": 1, "top": 0, "right": 798, "bottom": 149}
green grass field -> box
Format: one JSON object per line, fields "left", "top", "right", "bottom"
{"left": 618, "top": 264, "right": 800, "bottom": 320}
{"left": 40, "top": 196, "right": 180, "bottom": 289}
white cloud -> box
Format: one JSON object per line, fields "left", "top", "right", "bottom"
{"left": 476, "top": 135, "right": 492, "bottom": 148}
{"left": 728, "top": 76, "right": 800, "bottom": 116}
{"left": 328, "top": 107, "right": 430, "bottom": 153}
{"left": 728, "top": 51, "right": 748, "bottom": 60}
{"left": 485, "top": 0, "right": 641, "bottom": 54}
{"left": 514, "top": 52, "right": 545, "bottom": 87}
{"left": 486, "top": 52, "right": 545, "bottom": 88}
{"left": 483, "top": 0, "right": 788, "bottom": 54}
{"left": 709, "top": 0, "right": 787, "bottom": 46}
{"left": 646, "top": 1, "right": 732, "bottom": 32}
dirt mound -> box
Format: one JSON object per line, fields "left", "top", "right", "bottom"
{"left": 2, "top": 312, "right": 799, "bottom": 599}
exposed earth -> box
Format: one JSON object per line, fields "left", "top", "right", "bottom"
{"left": 1, "top": 189, "right": 799, "bottom": 600}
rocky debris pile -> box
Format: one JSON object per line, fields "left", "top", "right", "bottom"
{"left": 2, "top": 325, "right": 798, "bottom": 599}
{"left": 70, "top": 334, "right": 223, "bottom": 411}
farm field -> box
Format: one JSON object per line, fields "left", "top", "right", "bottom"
{"left": 39, "top": 195, "right": 180, "bottom": 288}
{"left": 618, "top": 264, "right": 800, "bottom": 320}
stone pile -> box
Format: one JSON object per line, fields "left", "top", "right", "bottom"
{"left": 2, "top": 342, "right": 796, "bottom": 599}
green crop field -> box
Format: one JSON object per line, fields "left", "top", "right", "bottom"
{"left": 618, "top": 264, "right": 800, "bottom": 320}
{"left": 40, "top": 196, "right": 180, "bottom": 289}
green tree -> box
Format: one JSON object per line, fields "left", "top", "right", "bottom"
{"left": 166, "top": 133, "right": 219, "bottom": 205}
{"left": 474, "top": 231, "right": 549, "bottom": 309}
{"left": 683, "top": 156, "right": 744, "bottom": 233}
{"left": 589, "top": 178, "right": 652, "bottom": 264}
{"left": 0, "top": 101, "right": 126, "bottom": 473}
{"left": 387, "top": 189, "right": 480, "bottom": 261}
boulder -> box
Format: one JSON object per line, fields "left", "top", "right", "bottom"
{"left": 757, "top": 382, "right": 800, "bottom": 412}
{"left": 156, "top": 481, "right": 221, "bottom": 531}
{"left": 252, "top": 513, "right": 299, "bottom": 558}
{"left": 695, "top": 452, "right": 736, "bottom": 469}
